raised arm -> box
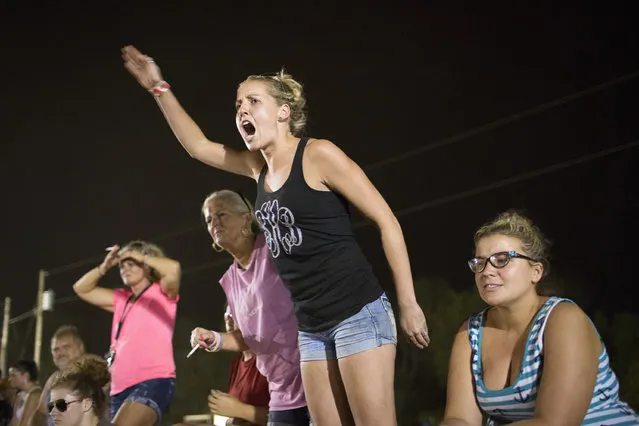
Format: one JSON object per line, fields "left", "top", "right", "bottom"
{"left": 121, "top": 45, "right": 265, "bottom": 180}
{"left": 439, "top": 321, "right": 484, "bottom": 426}
{"left": 72, "top": 247, "right": 117, "bottom": 312}
{"left": 307, "top": 139, "right": 429, "bottom": 348}
{"left": 118, "top": 249, "right": 182, "bottom": 299}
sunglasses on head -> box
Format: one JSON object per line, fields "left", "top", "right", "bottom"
{"left": 234, "top": 190, "right": 252, "bottom": 213}
{"left": 47, "top": 399, "right": 81, "bottom": 413}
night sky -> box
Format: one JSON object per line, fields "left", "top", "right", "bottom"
{"left": 1, "top": 4, "right": 638, "bottom": 364}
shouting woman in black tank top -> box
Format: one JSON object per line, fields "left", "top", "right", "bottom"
{"left": 122, "top": 45, "right": 430, "bottom": 426}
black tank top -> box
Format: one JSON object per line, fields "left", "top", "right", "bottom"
{"left": 254, "top": 138, "right": 383, "bottom": 332}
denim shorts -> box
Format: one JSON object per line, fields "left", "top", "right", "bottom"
{"left": 268, "top": 406, "right": 311, "bottom": 426}
{"left": 110, "top": 378, "right": 175, "bottom": 422}
{"left": 298, "top": 292, "right": 397, "bottom": 361}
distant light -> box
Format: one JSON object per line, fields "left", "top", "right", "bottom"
{"left": 213, "top": 415, "right": 230, "bottom": 426}
{"left": 43, "top": 290, "right": 55, "bottom": 311}
{"left": 180, "top": 414, "right": 229, "bottom": 425}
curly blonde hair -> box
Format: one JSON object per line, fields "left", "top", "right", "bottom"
{"left": 474, "top": 210, "right": 555, "bottom": 294}
{"left": 118, "top": 240, "right": 165, "bottom": 282}
{"left": 50, "top": 355, "right": 110, "bottom": 418}
{"left": 244, "top": 69, "right": 308, "bottom": 137}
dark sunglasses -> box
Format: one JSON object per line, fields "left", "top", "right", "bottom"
{"left": 468, "top": 250, "right": 539, "bottom": 274}
{"left": 47, "top": 399, "right": 81, "bottom": 413}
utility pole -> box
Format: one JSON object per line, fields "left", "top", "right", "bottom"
{"left": 33, "top": 269, "right": 46, "bottom": 367}
{"left": 1, "top": 297, "right": 10, "bottom": 375}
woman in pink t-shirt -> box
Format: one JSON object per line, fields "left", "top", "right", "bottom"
{"left": 73, "top": 240, "right": 181, "bottom": 426}
{"left": 190, "top": 190, "right": 309, "bottom": 426}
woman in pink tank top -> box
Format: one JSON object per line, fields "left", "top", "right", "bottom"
{"left": 72, "top": 240, "right": 181, "bottom": 426}
{"left": 190, "top": 190, "right": 309, "bottom": 426}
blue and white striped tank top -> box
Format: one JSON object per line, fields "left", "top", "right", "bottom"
{"left": 468, "top": 297, "right": 638, "bottom": 425}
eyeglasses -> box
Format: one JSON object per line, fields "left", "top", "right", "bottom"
{"left": 47, "top": 399, "right": 82, "bottom": 413}
{"left": 467, "top": 250, "right": 539, "bottom": 274}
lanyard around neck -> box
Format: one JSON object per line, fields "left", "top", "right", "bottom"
{"left": 114, "top": 283, "right": 152, "bottom": 341}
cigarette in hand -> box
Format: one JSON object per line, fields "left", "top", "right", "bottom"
{"left": 186, "top": 345, "right": 199, "bottom": 358}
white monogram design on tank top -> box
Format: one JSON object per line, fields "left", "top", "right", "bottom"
{"left": 255, "top": 199, "right": 303, "bottom": 258}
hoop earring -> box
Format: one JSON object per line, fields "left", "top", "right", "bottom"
{"left": 212, "top": 241, "right": 225, "bottom": 253}
{"left": 241, "top": 227, "right": 251, "bottom": 237}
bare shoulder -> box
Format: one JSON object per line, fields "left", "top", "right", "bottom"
{"left": 305, "top": 138, "right": 345, "bottom": 161}
{"left": 544, "top": 301, "right": 600, "bottom": 349}
{"left": 304, "top": 138, "right": 359, "bottom": 178}
{"left": 26, "top": 388, "right": 42, "bottom": 405}
{"left": 545, "top": 301, "right": 590, "bottom": 330}
{"left": 456, "top": 318, "right": 470, "bottom": 335}
{"left": 451, "top": 319, "right": 471, "bottom": 348}
{"left": 301, "top": 138, "right": 350, "bottom": 189}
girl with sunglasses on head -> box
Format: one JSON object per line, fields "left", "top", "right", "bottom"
{"left": 72, "top": 241, "right": 181, "bottom": 426}
{"left": 440, "top": 211, "right": 638, "bottom": 426}
{"left": 48, "top": 356, "right": 112, "bottom": 426}
{"left": 190, "top": 190, "right": 308, "bottom": 426}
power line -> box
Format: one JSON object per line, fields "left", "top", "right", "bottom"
{"left": 56, "top": 295, "right": 82, "bottom": 304}
{"left": 9, "top": 308, "right": 35, "bottom": 325}
{"left": 45, "top": 139, "right": 639, "bottom": 309}
{"left": 34, "top": 258, "right": 235, "bottom": 308}
{"left": 364, "top": 70, "right": 639, "bottom": 172}
{"left": 42, "top": 70, "right": 639, "bottom": 278}
{"left": 8, "top": 295, "right": 86, "bottom": 324}
{"left": 47, "top": 257, "right": 103, "bottom": 277}
{"left": 45, "top": 229, "right": 208, "bottom": 277}
{"left": 370, "top": 139, "right": 639, "bottom": 221}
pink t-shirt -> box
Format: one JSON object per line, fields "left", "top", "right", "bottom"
{"left": 109, "top": 282, "right": 178, "bottom": 395}
{"left": 220, "top": 234, "right": 306, "bottom": 412}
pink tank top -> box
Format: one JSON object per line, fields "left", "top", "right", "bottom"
{"left": 220, "top": 234, "right": 306, "bottom": 411}
{"left": 109, "top": 283, "right": 178, "bottom": 395}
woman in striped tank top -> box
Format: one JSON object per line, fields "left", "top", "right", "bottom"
{"left": 440, "top": 211, "right": 638, "bottom": 426}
